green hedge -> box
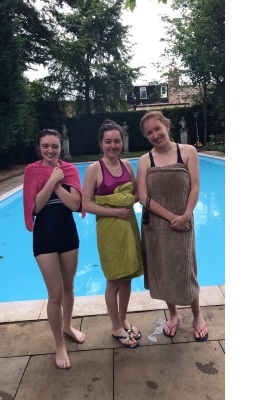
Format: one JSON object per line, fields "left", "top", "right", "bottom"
{"left": 66, "top": 106, "right": 207, "bottom": 156}
{"left": 0, "top": 106, "right": 218, "bottom": 168}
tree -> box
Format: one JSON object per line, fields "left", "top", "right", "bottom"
{"left": 0, "top": 0, "right": 54, "bottom": 166}
{"left": 44, "top": 0, "right": 140, "bottom": 114}
{"left": 161, "top": 0, "right": 225, "bottom": 143}
{"left": 29, "top": 79, "right": 66, "bottom": 131}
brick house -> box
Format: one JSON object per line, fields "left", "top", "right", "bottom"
{"left": 127, "top": 69, "right": 198, "bottom": 110}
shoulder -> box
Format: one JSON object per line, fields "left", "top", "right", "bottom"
{"left": 85, "top": 160, "right": 101, "bottom": 174}
{"left": 24, "top": 161, "right": 40, "bottom": 174}
{"left": 121, "top": 159, "right": 135, "bottom": 176}
{"left": 121, "top": 159, "right": 132, "bottom": 169}
{"left": 138, "top": 152, "right": 150, "bottom": 162}
{"left": 138, "top": 152, "right": 150, "bottom": 167}
{"left": 179, "top": 144, "right": 197, "bottom": 153}
{"left": 179, "top": 144, "right": 198, "bottom": 159}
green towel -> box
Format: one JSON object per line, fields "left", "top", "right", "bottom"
{"left": 94, "top": 182, "right": 144, "bottom": 280}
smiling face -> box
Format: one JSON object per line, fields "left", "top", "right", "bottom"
{"left": 100, "top": 129, "right": 123, "bottom": 157}
{"left": 142, "top": 117, "right": 170, "bottom": 148}
{"left": 38, "top": 134, "right": 62, "bottom": 166}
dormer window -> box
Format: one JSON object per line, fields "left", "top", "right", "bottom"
{"left": 140, "top": 87, "right": 147, "bottom": 99}
{"left": 161, "top": 85, "right": 167, "bottom": 98}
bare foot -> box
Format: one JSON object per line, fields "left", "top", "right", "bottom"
{"left": 63, "top": 327, "right": 86, "bottom": 344}
{"left": 163, "top": 317, "right": 179, "bottom": 337}
{"left": 55, "top": 344, "right": 71, "bottom": 369}
{"left": 193, "top": 315, "right": 208, "bottom": 341}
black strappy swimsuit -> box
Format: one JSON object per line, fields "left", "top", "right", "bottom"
{"left": 148, "top": 143, "right": 184, "bottom": 166}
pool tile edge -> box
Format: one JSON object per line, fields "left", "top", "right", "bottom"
{"left": 0, "top": 286, "right": 225, "bottom": 323}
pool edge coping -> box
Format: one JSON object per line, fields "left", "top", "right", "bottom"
{"left": 0, "top": 285, "right": 225, "bottom": 324}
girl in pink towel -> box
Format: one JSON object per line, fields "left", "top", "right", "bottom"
{"left": 23, "top": 129, "right": 86, "bottom": 369}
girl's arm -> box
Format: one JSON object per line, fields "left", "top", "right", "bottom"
{"left": 169, "top": 145, "right": 199, "bottom": 230}
{"left": 137, "top": 154, "right": 176, "bottom": 222}
{"left": 54, "top": 185, "right": 81, "bottom": 212}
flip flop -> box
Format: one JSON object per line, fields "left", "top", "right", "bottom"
{"left": 124, "top": 324, "right": 142, "bottom": 340}
{"left": 112, "top": 334, "right": 140, "bottom": 348}
{"left": 193, "top": 323, "right": 209, "bottom": 342}
{"left": 163, "top": 319, "right": 179, "bottom": 338}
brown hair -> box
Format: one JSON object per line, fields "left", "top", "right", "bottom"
{"left": 37, "top": 129, "right": 63, "bottom": 149}
{"left": 98, "top": 119, "right": 123, "bottom": 143}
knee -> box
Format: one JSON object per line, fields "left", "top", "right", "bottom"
{"left": 48, "top": 291, "right": 63, "bottom": 306}
{"left": 63, "top": 282, "right": 74, "bottom": 293}
{"left": 106, "top": 279, "right": 121, "bottom": 294}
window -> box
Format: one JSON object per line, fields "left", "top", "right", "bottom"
{"left": 161, "top": 86, "right": 167, "bottom": 98}
{"left": 140, "top": 87, "right": 147, "bottom": 99}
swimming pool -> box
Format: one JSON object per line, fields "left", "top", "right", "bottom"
{"left": 0, "top": 156, "right": 224, "bottom": 302}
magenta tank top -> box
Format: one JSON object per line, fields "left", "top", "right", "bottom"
{"left": 94, "top": 159, "right": 131, "bottom": 196}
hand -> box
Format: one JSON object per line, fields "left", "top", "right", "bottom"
{"left": 116, "top": 207, "right": 132, "bottom": 220}
{"left": 50, "top": 166, "right": 64, "bottom": 183}
{"left": 170, "top": 215, "right": 191, "bottom": 232}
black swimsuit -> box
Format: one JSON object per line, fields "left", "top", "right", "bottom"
{"left": 149, "top": 143, "right": 184, "bottom": 166}
{"left": 33, "top": 184, "right": 79, "bottom": 257}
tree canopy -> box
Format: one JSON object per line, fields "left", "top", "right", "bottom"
{"left": 44, "top": 0, "right": 140, "bottom": 114}
{"left": 0, "top": 0, "right": 53, "bottom": 160}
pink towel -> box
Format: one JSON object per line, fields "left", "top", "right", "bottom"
{"left": 23, "top": 160, "right": 85, "bottom": 231}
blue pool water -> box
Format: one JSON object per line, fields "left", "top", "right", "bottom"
{"left": 0, "top": 156, "right": 224, "bottom": 303}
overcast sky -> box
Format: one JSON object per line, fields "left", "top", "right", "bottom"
{"left": 122, "top": 0, "right": 175, "bottom": 83}
{"left": 26, "top": 0, "right": 175, "bottom": 83}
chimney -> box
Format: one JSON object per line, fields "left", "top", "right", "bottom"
{"left": 168, "top": 68, "right": 180, "bottom": 88}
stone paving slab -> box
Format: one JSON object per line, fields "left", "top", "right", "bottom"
{"left": 0, "top": 306, "right": 225, "bottom": 400}
{"left": 0, "top": 318, "right": 83, "bottom": 357}
{"left": 78, "top": 305, "right": 224, "bottom": 351}
{"left": 0, "top": 356, "right": 30, "bottom": 400}
{"left": 114, "top": 341, "right": 225, "bottom": 400}
{"left": 14, "top": 350, "right": 113, "bottom": 400}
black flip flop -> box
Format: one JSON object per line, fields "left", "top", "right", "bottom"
{"left": 112, "top": 334, "right": 140, "bottom": 348}
{"left": 124, "top": 324, "right": 142, "bottom": 340}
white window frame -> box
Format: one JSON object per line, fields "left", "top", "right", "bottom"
{"left": 140, "top": 87, "right": 147, "bottom": 99}
{"left": 161, "top": 85, "right": 168, "bottom": 98}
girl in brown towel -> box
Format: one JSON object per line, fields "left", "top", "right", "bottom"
{"left": 137, "top": 111, "right": 208, "bottom": 341}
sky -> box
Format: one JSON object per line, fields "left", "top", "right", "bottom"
{"left": 122, "top": 0, "right": 175, "bottom": 83}
{"left": 26, "top": 0, "right": 175, "bottom": 83}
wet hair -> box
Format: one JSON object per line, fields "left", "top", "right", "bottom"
{"left": 37, "top": 129, "right": 63, "bottom": 149}
{"left": 98, "top": 119, "right": 123, "bottom": 143}
{"left": 140, "top": 111, "right": 171, "bottom": 136}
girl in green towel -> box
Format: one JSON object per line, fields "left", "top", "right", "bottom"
{"left": 82, "top": 119, "right": 143, "bottom": 348}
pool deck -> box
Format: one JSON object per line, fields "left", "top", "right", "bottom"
{"left": 0, "top": 152, "right": 225, "bottom": 401}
